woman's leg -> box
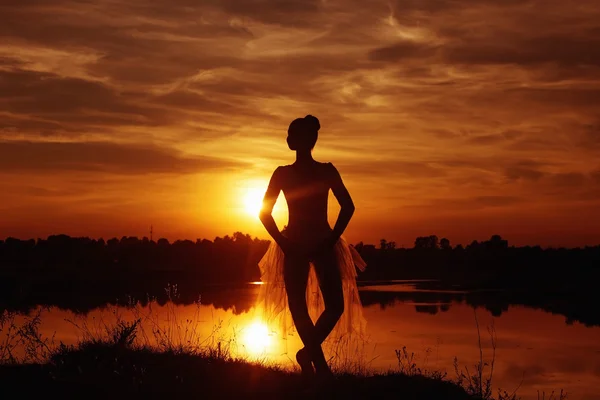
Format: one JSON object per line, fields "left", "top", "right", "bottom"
{"left": 312, "top": 250, "right": 345, "bottom": 347}
{"left": 283, "top": 255, "right": 327, "bottom": 373}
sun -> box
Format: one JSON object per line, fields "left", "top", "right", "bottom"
{"left": 242, "top": 187, "right": 265, "bottom": 217}
{"left": 243, "top": 321, "right": 272, "bottom": 355}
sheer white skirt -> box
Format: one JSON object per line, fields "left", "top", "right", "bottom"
{"left": 255, "top": 237, "right": 367, "bottom": 345}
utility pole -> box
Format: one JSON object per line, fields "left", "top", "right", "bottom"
{"left": 150, "top": 224, "right": 153, "bottom": 242}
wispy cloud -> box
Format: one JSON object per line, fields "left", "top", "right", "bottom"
{"left": 0, "top": 140, "right": 246, "bottom": 174}
{"left": 1, "top": 0, "right": 599, "bottom": 244}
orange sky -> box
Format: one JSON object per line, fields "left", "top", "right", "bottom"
{"left": 1, "top": 0, "right": 600, "bottom": 247}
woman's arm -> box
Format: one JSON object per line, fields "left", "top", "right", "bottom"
{"left": 259, "top": 167, "right": 287, "bottom": 248}
{"left": 329, "top": 163, "right": 355, "bottom": 242}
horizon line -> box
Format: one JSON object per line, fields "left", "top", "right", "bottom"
{"left": 2, "top": 232, "right": 599, "bottom": 251}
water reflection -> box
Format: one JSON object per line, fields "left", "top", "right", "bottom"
{"left": 35, "top": 300, "right": 302, "bottom": 367}
{"left": 242, "top": 320, "right": 272, "bottom": 355}
{"left": 5, "top": 280, "right": 599, "bottom": 329}
{"left": 8, "top": 282, "right": 600, "bottom": 400}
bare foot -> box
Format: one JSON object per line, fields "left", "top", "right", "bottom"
{"left": 296, "top": 348, "right": 314, "bottom": 379}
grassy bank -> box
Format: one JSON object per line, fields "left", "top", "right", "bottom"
{"left": 0, "top": 341, "right": 475, "bottom": 399}
{"left": 1, "top": 302, "right": 567, "bottom": 400}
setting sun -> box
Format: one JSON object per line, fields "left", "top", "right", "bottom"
{"left": 242, "top": 321, "right": 272, "bottom": 355}
{"left": 2, "top": 1, "right": 600, "bottom": 398}
{"left": 242, "top": 187, "right": 265, "bottom": 218}
{"left": 234, "top": 179, "right": 288, "bottom": 236}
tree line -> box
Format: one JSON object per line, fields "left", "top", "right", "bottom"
{"left": 1, "top": 232, "right": 598, "bottom": 321}
{"left": 1, "top": 233, "right": 599, "bottom": 287}
{"left": 1, "top": 232, "right": 599, "bottom": 293}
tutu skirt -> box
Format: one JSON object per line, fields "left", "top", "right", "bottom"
{"left": 256, "top": 237, "right": 367, "bottom": 343}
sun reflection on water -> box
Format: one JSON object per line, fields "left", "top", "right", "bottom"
{"left": 242, "top": 320, "right": 272, "bottom": 355}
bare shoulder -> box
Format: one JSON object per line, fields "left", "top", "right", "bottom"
{"left": 277, "top": 164, "right": 293, "bottom": 173}
{"left": 315, "top": 161, "right": 335, "bottom": 169}
{"left": 322, "top": 161, "right": 340, "bottom": 175}
{"left": 273, "top": 164, "right": 291, "bottom": 180}
{"left": 315, "top": 161, "right": 341, "bottom": 181}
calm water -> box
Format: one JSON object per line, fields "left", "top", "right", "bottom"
{"left": 30, "top": 282, "right": 600, "bottom": 400}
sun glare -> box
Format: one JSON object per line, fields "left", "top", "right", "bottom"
{"left": 242, "top": 187, "right": 265, "bottom": 217}
{"left": 243, "top": 321, "right": 272, "bottom": 355}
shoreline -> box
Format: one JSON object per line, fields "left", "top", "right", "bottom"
{"left": 0, "top": 343, "right": 475, "bottom": 400}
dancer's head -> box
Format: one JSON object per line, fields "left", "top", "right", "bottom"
{"left": 287, "top": 115, "right": 320, "bottom": 152}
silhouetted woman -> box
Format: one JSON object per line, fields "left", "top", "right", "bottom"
{"left": 258, "top": 115, "right": 366, "bottom": 381}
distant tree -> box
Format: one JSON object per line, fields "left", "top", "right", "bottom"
{"left": 358, "top": 244, "right": 377, "bottom": 256}
{"left": 440, "top": 237, "right": 451, "bottom": 250}
{"left": 487, "top": 234, "right": 508, "bottom": 250}
{"left": 429, "top": 235, "right": 439, "bottom": 249}
{"left": 380, "top": 239, "right": 388, "bottom": 250}
{"left": 414, "top": 235, "right": 439, "bottom": 250}
{"left": 174, "top": 239, "right": 194, "bottom": 247}
{"left": 233, "top": 231, "right": 252, "bottom": 245}
{"left": 414, "top": 237, "right": 425, "bottom": 249}
{"left": 466, "top": 240, "right": 479, "bottom": 250}
{"left": 215, "top": 235, "right": 234, "bottom": 245}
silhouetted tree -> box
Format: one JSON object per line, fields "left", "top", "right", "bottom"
{"left": 466, "top": 240, "right": 479, "bottom": 250}
{"left": 1, "top": 233, "right": 600, "bottom": 326}
{"left": 414, "top": 235, "right": 439, "bottom": 250}
{"left": 379, "top": 239, "right": 387, "bottom": 250}
{"left": 440, "top": 238, "right": 451, "bottom": 250}
{"left": 487, "top": 235, "right": 508, "bottom": 250}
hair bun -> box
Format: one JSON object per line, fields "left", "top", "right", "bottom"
{"left": 303, "top": 115, "right": 320, "bottom": 132}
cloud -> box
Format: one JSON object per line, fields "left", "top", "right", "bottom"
{"left": 592, "top": 169, "right": 600, "bottom": 184}
{"left": 1, "top": 0, "right": 600, "bottom": 243}
{"left": 466, "top": 134, "right": 509, "bottom": 146}
{"left": 368, "top": 41, "right": 436, "bottom": 63}
{"left": 0, "top": 69, "right": 174, "bottom": 131}
{"left": 0, "top": 140, "right": 247, "bottom": 174}
{"left": 475, "top": 195, "right": 522, "bottom": 207}
{"left": 549, "top": 172, "right": 587, "bottom": 187}
{"left": 403, "top": 195, "right": 524, "bottom": 211}
{"left": 336, "top": 160, "right": 448, "bottom": 178}
{"left": 505, "top": 166, "right": 546, "bottom": 182}
{"left": 217, "top": 0, "right": 324, "bottom": 27}
{"left": 580, "top": 122, "right": 600, "bottom": 148}
{"left": 444, "top": 36, "right": 600, "bottom": 67}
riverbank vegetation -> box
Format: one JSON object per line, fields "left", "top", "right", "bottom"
{"left": 0, "top": 302, "right": 566, "bottom": 400}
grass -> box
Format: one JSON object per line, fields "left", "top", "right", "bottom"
{"left": 0, "top": 288, "right": 567, "bottom": 400}
{"left": 0, "top": 317, "right": 473, "bottom": 399}
{"left": 0, "top": 348, "right": 475, "bottom": 399}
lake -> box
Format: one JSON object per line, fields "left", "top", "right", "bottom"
{"left": 24, "top": 281, "right": 600, "bottom": 399}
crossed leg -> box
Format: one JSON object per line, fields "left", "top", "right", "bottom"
{"left": 284, "top": 249, "right": 344, "bottom": 376}
{"left": 312, "top": 249, "right": 345, "bottom": 347}
{"left": 284, "top": 256, "right": 327, "bottom": 375}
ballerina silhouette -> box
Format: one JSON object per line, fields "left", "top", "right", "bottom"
{"left": 259, "top": 115, "right": 366, "bottom": 382}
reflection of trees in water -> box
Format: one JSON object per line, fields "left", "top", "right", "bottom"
{"left": 1, "top": 233, "right": 599, "bottom": 326}
{"left": 5, "top": 282, "right": 598, "bottom": 329}
{"left": 414, "top": 304, "right": 446, "bottom": 315}
{"left": 0, "top": 283, "right": 259, "bottom": 317}
{"left": 359, "top": 283, "right": 599, "bottom": 327}
{"left": 0, "top": 233, "right": 268, "bottom": 315}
